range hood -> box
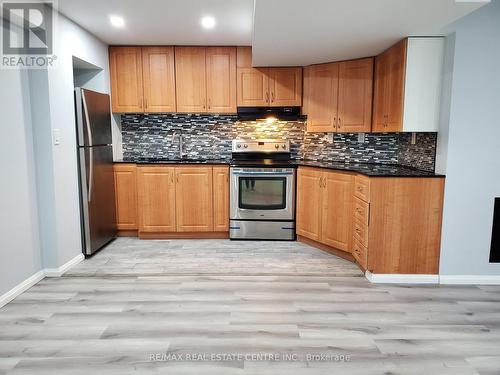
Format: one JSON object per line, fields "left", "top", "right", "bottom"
{"left": 237, "top": 107, "right": 301, "bottom": 121}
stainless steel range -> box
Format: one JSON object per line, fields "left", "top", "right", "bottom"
{"left": 230, "top": 139, "right": 296, "bottom": 240}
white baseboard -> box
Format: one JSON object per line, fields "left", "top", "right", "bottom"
{"left": 0, "top": 270, "right": 45, "bottom": 308}
{"left": 44, "top": 253, "right": 84, "bottom": 277}
{"left": 365, "top": 271, "right": 439, "bottom": 284}
{"left": 440, "top": 275, "right": 500, "bottom": 285}
{"left": 0, "top": 253, "right": 84, "bottom": 309}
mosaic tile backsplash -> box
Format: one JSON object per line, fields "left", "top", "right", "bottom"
{"left": 121, "top": 114, "right": 437, "bottom": 172}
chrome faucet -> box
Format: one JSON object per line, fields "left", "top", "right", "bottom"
{"left": 172, "top": 131, "right": 183, "bottom": 159}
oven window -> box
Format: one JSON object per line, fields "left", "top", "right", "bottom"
{"left": 239, "top": 177, "right": 286, "bottom": 210}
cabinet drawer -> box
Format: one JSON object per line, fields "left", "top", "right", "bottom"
{"left": 354, "top": 175, "right": 370, "bottom": 203}
{"left": 352, "top": 238, "right": 367, "bottom": 269}
{"left": 353, "top": 197, "right": 369, "bottom": 226}
{"left": 353, "top": 218, "right": 368, "bottom": 248}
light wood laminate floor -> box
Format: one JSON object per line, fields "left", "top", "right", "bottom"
{"left": 1, "top": 238, "right": 500, "bottom": 375}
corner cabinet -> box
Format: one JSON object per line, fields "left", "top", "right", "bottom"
{"left": 296, "top": 167, "right": 353, "bottom": 252}
{"left": 236, "top": 47, "right": 302, "bottom": 107}
{"left": 373, "top": 37, "right": 444, "bottom": 132}
{"left": 304, "top": 58, "right": 373, "bottom": 133}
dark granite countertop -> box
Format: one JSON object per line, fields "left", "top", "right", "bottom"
{"left": 114, "top": 158, "right": 444, "bottom": 177}
{"left": 114, "top": 158, "right": 230, "bottom": 165}
{"left": 295, "top": 160, "right": 445, "bottom": 177}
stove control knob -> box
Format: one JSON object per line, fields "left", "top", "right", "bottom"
{"left": 244, "top": 144, "right": 248, "bottom": 148}
{"left": 275, "top": 144, "right": 279, "bottom": 149}
{"left": 281, "top": 145, "right": 286, "bottom": 149}
{"left": 237, "top": 144, "right": 241, "bottom": 148}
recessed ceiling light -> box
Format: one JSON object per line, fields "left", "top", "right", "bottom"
{"left": 109, "top": 15, "right": 125, "bottom": 28}
{"left": 201, "top": 16, "right": 216, "bottom": 29}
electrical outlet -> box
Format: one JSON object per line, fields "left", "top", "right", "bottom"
{"left": 357, "top": 133, "right": 366, "bottom": 143}
{"left": 411, "top": 132, "right": 417, "bottom": 145}
{"left": 52, "top": 129, "right": 61, "bottom": 145}
{"left": 327, "top": 133, "right": 334, "bottom": 143}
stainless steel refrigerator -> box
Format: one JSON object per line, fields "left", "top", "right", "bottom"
{"left": 75, "top": 88, "right": 116, "bottom": 256}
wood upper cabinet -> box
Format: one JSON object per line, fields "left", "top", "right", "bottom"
{"left": 237, "top": 67, "right": 270, "bottom": 106}
{"left": 306, "top": 63, "right": 339, "bottom": 132}
{"left": 142, "top": 47, "right": 176, "bottom": 112}
{"left": 206, "top": 47, "right": 236, "bottom": 113}
{"left": 373, "top": 39, "right": 407, "bottom": 132}
{"left": 268, "top": 68, "right": 302, "bottom": 106}
{"left": 296, "top": 168, "right": 323, "bottom": 241}
{"left": 113, "top": 164, "right": 138, "bottom": 230}
{"left": 213, "top": 166, "right": 229, "bottom": 232}
{"left": 109, "top": 47, "right": 143, "bottom": 112}
{"left": 337, "top": 58, "right": 373, "bottom": 133}
{"left": 320, "top": 171, "right": 353, "bottom": 251}
{"left": 137, "top": 166, "right": 176, "bottom": 232}
{"left": 175, "top": 167, "right": 214, "bottom": 232}
{"left": 306, "top": 59, "right": 373, "bottom": 133}
{"left": 175, "top": 47, "right": 207, "bottom": 112}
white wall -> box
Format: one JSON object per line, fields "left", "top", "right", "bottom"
{"left": 0, "top": 26, "right": 42, "bottom": 295}
{"left": 40, "top": 13, "right": 110, "bottom": 268}
{"left": 437, "top": 0, "right": 500, "bottom": 276}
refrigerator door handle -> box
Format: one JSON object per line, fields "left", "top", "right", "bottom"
{"left": 82, "top": 91, "right": 94, "bottom": 202}
{"left": 82, "top": 90, "right": 94, "bottom": 147}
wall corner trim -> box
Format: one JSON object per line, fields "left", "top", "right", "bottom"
{"left": 365, "top": 271, "right": 439, "bottom": 284}
{"left": 439, "top": 275, "right": 500, "bottom": 285}
{"left": 44, "top": 253, "right": 84, "bottom": 277}
{"left": 0, "top": 270, "right": 45, "bottom": 309}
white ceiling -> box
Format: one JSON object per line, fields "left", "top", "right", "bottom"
{"left": 57, "top": 0, "right": 488, "bottom": 66}
{"left": 252, "top": 0, "right": 488, "bottom": 66}
{"left": 57, "top": 0, "right": 254, "bottom": 46}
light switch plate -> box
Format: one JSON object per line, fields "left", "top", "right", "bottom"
{"left": 327, "top": 133, "right": 334, "bottom": 143}
{"left": 357, "top": 133, "right": 366, "bottom": 143}
{"left": 52, "top": 129, "right": 61, "bottom": 145}
{"left": 411, "top": 132, "right": 417, "bottom": 145}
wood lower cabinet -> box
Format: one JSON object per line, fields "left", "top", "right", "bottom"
{"left": 296, "top": 168, "right": 323, "bottom": 241}
{"left": 296, "top": 167, "right": 353, "bottom": 252}
{"left": 297, "top": 166, "right": 445, "bottom": 275}
{"left": 137, "top": 166, "right": 176, "bottom": 233}
{"left": 109, "top": 47, "right": 143, "bottom": 112}
{"left": 124, "top": 165, "right": 228, "bottom": 237}
{"left": 321, "top": 172, "right": 353, "bottom": 251}
{"left": 113, "top": 164, "right": 138, "bottom": 230}
{"left": 175, "top": 167, "right": 213, "bottom": 232}
{"left": 213, "top": 166, "right": 229, "bottom": 232}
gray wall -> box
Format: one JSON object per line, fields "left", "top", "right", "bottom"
{"left": 0, "top": 28, "right": 42, "bottom": 295}
{"left": 437, "top": 0, "right": 500, "bottom": 275}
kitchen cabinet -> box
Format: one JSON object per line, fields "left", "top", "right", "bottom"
{"left": 206, "top": 47, "right": 237, "bottom": 113}
{"left": 373, "top": 37, "right": 444, "bottom": 132}
{"left": 175, "top": 47, "right": 207, "bottom": 113}
{"left": 175, "top": 46, "right": 237, "bottom": 113}
{"left": 304, "top": 63, "right": 339, "bottom": 132}
{"left": 305, "top": 58, "right": 373, "bottom": 133}
{"left": 296, "top": 167, "right": 353, "bottom": 252}
{"left": 137, "top": 166, "right": 176, "bottom": 233}
{"left": 337, "top": 58, "right": 373, "bottom": 133}
{"left": 109, "top": 47, "right": 143, "bottom": 112}
{"left": 175, "top": 167, "right": 214, "bottom": 232}
{"left": 113, "top": 164, "right": 138, "bottom": 231}
{"left": 133, "top": 165, "right": 228, "bottom": 236}
{"left": 236, "top": 47, "right": 302, "bottom": 107}
{"left": 142, "top": 47, "right": 176, "bottom": 112}
{"left": 296, "top": 168, "right": 323, "bottom": 241}
{"left": 213, "top": 166, "right": 229, "bottom": 232}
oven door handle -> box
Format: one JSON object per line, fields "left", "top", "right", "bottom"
{"left": 232, "top": 171, "right": 294, "bottom": 176}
